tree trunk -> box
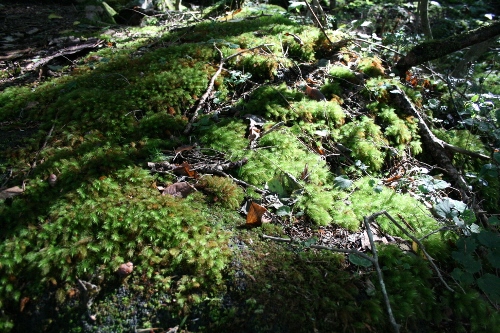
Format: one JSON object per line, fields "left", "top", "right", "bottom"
{"left": 418, "top": 0, "right": 433, "bottom": 39}
{"left": 395, "top": 21, "right": 500, "bottom": 75}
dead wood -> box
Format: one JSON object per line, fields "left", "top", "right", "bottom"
{"left": 390, "top": 86, "right": 489, "bottom": 227}
{"left": 26, "top": 38, "right": 104, "bottom": 70}
{"left": 395, "top": 21, "right": 500, "bottom": 75}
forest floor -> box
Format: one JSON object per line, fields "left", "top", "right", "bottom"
{"left": 1, "top": 1, "right": 500, "bottom": 333}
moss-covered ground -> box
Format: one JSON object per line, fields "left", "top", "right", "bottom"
{"left": 1, "top": 1, "right": 500, "bottom": 332}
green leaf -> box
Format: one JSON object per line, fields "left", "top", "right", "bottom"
{"left": 477, "top": 230, "right": 500, "bottom": 249}
{"left": 479, "top": 164, "right": 498, "bottom": 178}
{"left": 487, "top": 249, "right": 500, "bottom": 269}
{"left": 488, "top": 216, "right": 500, "bottom": 226}
{"left": 493, "top": 152, "right": 500, "bottom": 164}
{"left": 303, "top": 237, "right": 318, "bottom": 247}
{"left": 276, "top": 205, "right": 291, "bottom": 216}
{"left": 333, "top": 176, "right": 352, "bottom": 190}
{"left": 456, "top": 237, "right": 478, "bottom": 255}
{"left": 451, "top": 267, "right": 474, "bottom": 285}
{"left": 477, "top": 273, "right": 500, "bottom": 302}
{"left": 452, "top": 251, "right": 481, "bottom": 274}
{"left": 470, "top": 94, "right": 480, "bottom": 103}
{"left": 434, "top": 198, "right": 467, "bottom": 219}
{"left": 349, "top": 254, "right": 373, "bottom": 267}
{"left": 48, "top": 13, "right": 63, "bottom": 19}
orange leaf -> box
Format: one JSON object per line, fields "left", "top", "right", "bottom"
{"left": 305, "top": 85, "right": 327, "bottom": 101}
{"left": 173, "top": 161, "right": 198, "bottom": 178}
{"left": 20, "top": 297, "right": 29, "bottom": 312}
{"left": 246, "top": 202, "right": 270, "bottom": 227}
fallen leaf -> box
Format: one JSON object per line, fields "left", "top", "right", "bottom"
{"left": 0, "top": 186, "right": 24, "bottom": 200}
{"left": 305, "top": 85, "right": 327, "bottom": 101}
{"left": 284, "top": 32, "right": 304, "bottom": 46}
{"left": 162, "top": 182, "right": 196, "bottom": 198}
{"left": 218, "top": 8, "right": 242, "bottom": 21}
{"left": 48, "top": 13, "right": 63, "bottom": 19}
{"left": 173, "top": 161, "right": 198, "bottom": 178}
{"left": 247, "top": 127, "right": 260, "bottom": 141}
{"left": 246, "top": 201, "right": 271, "bottom": 227}
{"left": 20, "top": 297, "right": 29, "bottom": 312}
{"left": 174, "top": 144, "right": 196, "bottom": 154}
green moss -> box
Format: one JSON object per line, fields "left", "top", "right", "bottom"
{"left": 0, "top": 167, "right": 234, "bottom": 316}
{"left": 358, "top": 57, "right": 385, "bottom": 77}
{"left": 340, "top": 116, "right": 387, "bottom": 171}
{"left": 368, "top": 102, "right": 422, "bottom": 155}
{"left": 237, "top": 84, "right": 303, "bottom": 120}
{"left": 331, "top": 177, "right": 440, "bottom": 236}
{"left": 329, "top": 65, "right": 357, "bottom": 82}
{"left": 197, "top": 175, "right": 245, "bottom": 210}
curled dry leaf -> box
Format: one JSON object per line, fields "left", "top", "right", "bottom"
{"left": 174, "top": 144, "right": 197, "bottom": 154}
{"left": 48, "top": 174, "right": 57, "bottom": 187}
{"left": 304, "top": 85, "right": 327, "bottom": 101}
{"left": 173, "top": 161, "right": 198, "bottom": 178}
{"left": 0, "top": 186, "right": 24, "bottom": 200}
{"left": 20, "top": 297, "right": 29, "bottom": 312}
{"left": 162, "top": 182, "right": 196, "bottom": 198}
{"left": 116, "top": 262, "right": 134, "bottom": 278}
{"left": 284, "top": 32, "right": 304, "bottom": 47}
{"left": 245, "top": 201, "right": 272, "bottom": 227}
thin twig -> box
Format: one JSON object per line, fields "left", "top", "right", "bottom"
{"left": 304, "top": 0, "right": 333, "bottom": 44}
{"left": 262, "top": 214, "right": 401, "bottom": 333}
{"left": 393, "top": 213, "right": 454, "bottom": 292}
{"left": 184, "top": 44, "right": 225, "bottom": 134}
{"left": 223, "top": 44, "right": 274, "bottom": 61}
{"left": 363, "top": 212, "right": 400, "bottom": 333}
{"left": 261, "top": 234, "right": 375, "bottom": 262}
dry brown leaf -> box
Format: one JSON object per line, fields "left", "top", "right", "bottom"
{"left": 20, "top": 297, "right": 29, "bottom": 312}
{"left": 245, "top": 201, "right": 271, "bottom": 227}
{"left": 162, "top": 182, "right": 196, "bottom": 198}
{"left": 0, "top": 186, "right": 24, "bottom": 200}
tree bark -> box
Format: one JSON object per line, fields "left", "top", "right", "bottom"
{"left": 418, "top": 0, "right": 433, "bottom": 39}
{"left": 395, "top": 21, "right": 500, "bottom": 75}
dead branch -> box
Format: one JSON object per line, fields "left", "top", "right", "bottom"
{"left": 390, "top": 86, "right": 489, "bottom": 227}
{"left": 304, "top": 0, "right": 333, "bottom": 45}
{"left": 184, "top": 44, "right": 224, "bottom": 134}
{"left": 26, "top": 38, "right": 104, "bottom": 70}
{"left": 223, "top": 44, "right": 275, "bottom": 61}
{"left": 390, "top": 213, "right": 454, "bottom": 292}
{"left": 395, "top": 21, "right": 500, "bottom": 75}
{"left": 263, "top": 210, "right": 402, "bottom": 333}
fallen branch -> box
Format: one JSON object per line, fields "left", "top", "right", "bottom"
{"left": 263, "top": 210, "right": 402, "bottom": 333}
{"left": 27, "top": 38, "right": 104, "bottom": 70}
{"left": 304, "top": 0, "right": 333, "bottom": 45}
{"left": 389, "top": 213, "right": 454, "bottom": 292}
{"left": 184, "top": 44, "right": 224, "bottom": 134}
{"left": 395, "top": 21, "right": 500, "bottom": 75}
{"left": 390, "top": 86, "right": 489, "bottom": 227}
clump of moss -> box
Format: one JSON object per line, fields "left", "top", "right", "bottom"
{"left": 331, "top": 177, "right": 441, "bottom": 237}
{"left": 238, "top": 84, "right": 304, "bottom": 121}
{"left": 358, "top": 56, "right": 385, "bottom": 77}
{"left": 0, "top": 167, "right": 233, "bottom": 324}
{"left": 368, "top": 102, "right": 422, "bottom": 155}
{"left": 340, "top": 116, "right": 388, "bottom": 171}
{"left": 293, "top": 99, "right": 345, "bottom": 126}
{"left": 197, "top": 175, "right": 245, "bottom": 210}
{"left": 320, "top": 79, "right": 343, "bottom": 99}
{"left": 329, "top": 65, "right": 358, "bottom": 83}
